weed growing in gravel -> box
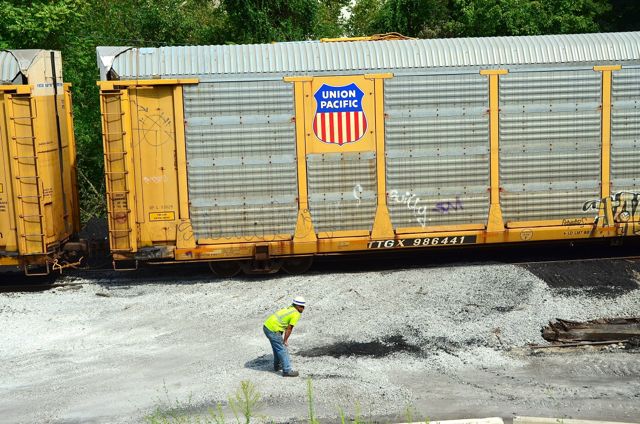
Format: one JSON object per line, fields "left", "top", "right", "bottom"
{"left": 229, "top": 380, "right": 261, "bottom": 424}
{"left": 307, "top": 378, "right": 319, "bottom": 424}
{"left": 146, "top": 380, "right": 263, "bottom": 424}
{"left": 307, "top": 378, "right": 379, "bottom": 424}
{"left": 403, "top": 404, "right": 418, "bottom": 423}
{"left": 148, "top": 378, "right": 431, "bottom": 424}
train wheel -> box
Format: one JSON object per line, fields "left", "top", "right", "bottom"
{"left": 208, "top": 260, "right": 242, "bottom": 278}
{"left": 282, "top": 257, "right": 313, "bottom": 275}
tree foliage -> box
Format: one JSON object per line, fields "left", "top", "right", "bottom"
{"left": 222, "top": 0, "right": 320, "bottom": 43}
{"left": 0, "top": 0, "right": 637, "bottom": 222}
{"left": 349, "top": 0, "right": 452, "bottom": 38}
{"left": 452, "top": 0, "right": 611, "bottom": 36}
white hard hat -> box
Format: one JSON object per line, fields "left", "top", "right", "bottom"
{"left": 293, "top": 296, "right": 306, "bottom": 307}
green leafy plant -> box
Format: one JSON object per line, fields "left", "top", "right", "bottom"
{"left": 228, "top": 380, "right": 261, "bottom": 424}
{"left": 307, "top": 378, "right": 320, "bottom": 424}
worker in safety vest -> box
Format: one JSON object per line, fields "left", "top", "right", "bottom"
{"left": 263, "top": 296, "right": 305, "bottom": 377}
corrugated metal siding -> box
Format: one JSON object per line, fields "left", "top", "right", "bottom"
{"left": 0, "top": 51, "right": 20, "bottom": 83}
{"left": 104, "top": 32, "right": 640, "bottom": 80}
{"left": 184, "top": 81, "right": 298, "bottom": 239}
{"left": 385, "top": 74, "right": 490, "bottom": 228}
{"left": 499, "top": 70, "right": 602, "bottom": 222}
{"left": 307, "top": 152, "right": 377, "bottom": 233}
{"left": 611, "top": 68, "right": 640, "bottom": 195}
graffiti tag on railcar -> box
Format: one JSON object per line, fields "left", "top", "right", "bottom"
{"left": 368, "top": 235, "right": 477, "bottom": 249}
{"left": 582, "top": 191, "right": 640, "bottom": 235}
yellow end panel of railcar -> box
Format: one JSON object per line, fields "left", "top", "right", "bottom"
{"left": 63, "top": 84, "right": 81, "bottom": 235}
{"left": 5, "top": 91, "right": 46, "bottom": 255}
{"left": 31, "top": 92, "right": 76, "bottom": 247}
{"left": 129, "top": 85, "right": 181, "bottom": 246}
{"left": 0, "top": 51, "right": 78, "bottom": 266}
{"left": 2, "top": 89, "right": 76, "bottom": 256}
{"left": 100, "top": 89, "right": 137, "bottom": 253}
{"left": 0, "top": 91, "right": 19, "bottom": 253}
{"left": 99, "top": 80, "right": 196, "bottom": 258}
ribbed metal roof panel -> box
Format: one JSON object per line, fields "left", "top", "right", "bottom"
{"left": 102, "top": 32, "right": 640, "bottom": 80}
{"left": 0, "top": 50, "right": 20, "bottom": 83}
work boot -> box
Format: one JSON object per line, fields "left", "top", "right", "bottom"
{"left": 282, "top": 370, "right": 299, "bottom": 377}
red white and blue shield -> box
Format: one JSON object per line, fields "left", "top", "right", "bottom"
{"left": 313, "top": 83, "right": 367, "bottom": 145}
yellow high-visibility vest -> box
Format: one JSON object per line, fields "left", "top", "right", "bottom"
{"left": 264, "top": 306, "right": 301, "bottom": 332}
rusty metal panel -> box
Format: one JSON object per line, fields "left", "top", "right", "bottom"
{"left": 102, "top": 32, "right": 640, "bottom": 80}
{"left": 384, "top": 74, "right": 490, "bottom": 228}
{"left": 307, "top": 152, "right": 377, "bottom": 233}
{"left": 611, "top": 68, "right": 640, "bottom": 195}
{"left": 499, "top": 70, "right": 602, "bottom": 222}
{"left": 184, "top": 81, "right": 298, "bottom": 240}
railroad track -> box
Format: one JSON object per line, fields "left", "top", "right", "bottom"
{"left": 1, "top": 242, "right": 639, "bottom": 293}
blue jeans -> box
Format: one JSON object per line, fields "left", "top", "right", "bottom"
{"left": 263, "top": 325, "right": 292, "bottom": 373}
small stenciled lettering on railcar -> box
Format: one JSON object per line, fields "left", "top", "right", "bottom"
{"left": 313, "top": 83, "right": 367, "bottom": 146}
{"left": 149, "top": 211, "right": 176, "bottom": 222}
{"left": 367, "top": 235, "right": 477, "bottom": 249}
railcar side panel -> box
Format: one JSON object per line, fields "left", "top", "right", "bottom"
{"left": 611, "top": 67, "right": 640, "bottom": 235}
{"left": 184, "top": 81, "right": 299, "bottom": 242}
{"left": 303, "top": 75, "right": 379, "bottom": 235}
{"left": 499, "top": 70, "right": 602, "bottom": 225}
{"left": 384, "top": 73, "right": 490, "bottom": 232}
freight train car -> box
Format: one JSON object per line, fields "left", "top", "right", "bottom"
{"left": 96, "top": 32, "right": 640, "bottom": 275}
{"left": 0, "top": 50, "right": 80, "bottom": 275}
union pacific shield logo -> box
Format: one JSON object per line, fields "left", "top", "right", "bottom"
{"left": 313, "top": 83, "right": 367, "bottom": 145}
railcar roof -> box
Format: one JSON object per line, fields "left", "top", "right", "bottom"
{"left": 98, "top": 32, "right": 640, "bottom": 81}
{"left": 1, "top": 50, "right": 23, "bottom": 84}
{"left": 0, "top": 49, "right": 50, "bottom": 84}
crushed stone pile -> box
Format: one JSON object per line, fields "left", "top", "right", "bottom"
{"left": 0, "top": 262, "right": 638, "bottom": 423}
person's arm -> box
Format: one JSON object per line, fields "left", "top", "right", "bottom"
{"left": 283, "top": 324, "right": 294, "bottom": 346}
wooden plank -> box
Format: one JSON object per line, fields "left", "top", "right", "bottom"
{"left": 542, "top": 318, "right": 640, "bottom": 343}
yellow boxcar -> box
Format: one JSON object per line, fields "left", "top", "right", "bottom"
{"left": 0, "top": 50, "right": 80, "bottom": 275}
{"left": 97, "top": 32, "right": 640, "bottom": 275}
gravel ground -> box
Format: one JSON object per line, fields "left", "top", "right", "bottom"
{"left": 0, "top": 260, "right": 639, "bottom": 423}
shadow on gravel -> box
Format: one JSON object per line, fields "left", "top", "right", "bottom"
{"left": 522, "top": 259, "right": 640, "bottom": 296}
{"left": 69, "top": 262, "right": 249, "bottom": 287}
{"left": 244, "top": 354, "right": 278, "bottom": 373}
{"left": 298, "top": 335, "right": 420, "bottom": 358}
{"left": 0, "top": 272, "right": 59, "bottom": 293}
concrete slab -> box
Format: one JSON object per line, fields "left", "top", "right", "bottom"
{"left": 514, "top": 417, "right": 640, "bottom": 424}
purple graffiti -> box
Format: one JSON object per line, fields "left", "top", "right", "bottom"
{"left": 433, "top": 197, "right": 464, "bottom": 214}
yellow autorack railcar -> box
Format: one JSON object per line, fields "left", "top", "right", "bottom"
{"left": 0, "top": 50, "right": 80, "bottom": 275}
{"left": 96, "top": 32, "right": 640, "bottom": 275}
